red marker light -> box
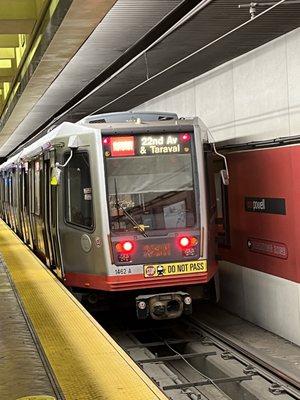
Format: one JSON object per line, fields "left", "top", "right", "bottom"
{"left": 179, "top": 236, "right": 191, "bottom": 248}
{"left": 179, "top": 133, "right": 191, "bottom": 143}
{"left": 116, "top": 241, "right": 134, "bottom": 253}
{"left": 178, "top": 236, "right": 198, "bottom": 249}
{"left": 102, "top": 137, "right": 110, "bottom": 145}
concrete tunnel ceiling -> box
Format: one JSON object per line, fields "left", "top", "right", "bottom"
{"left": 0, "top": 0, "right": 50, "bottom": 111}
{"left": 0, "top": 0, "right": 182, "bottom": 157}
{"left": 0, "top": 0, "right": 300, "bottom": 157}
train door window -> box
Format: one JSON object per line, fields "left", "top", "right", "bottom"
{"left": 0, "top": 176, "right": 3, "bottom": 214}
{"left": 0, "top": 176, "right": 3, "bottom": 202}
{"left": 13, "top": 170, "right": 18, "bottom": 208}
{"left": 34, "top": 161, "right": 41, "bottom": 215}
{"left": 8, "top": 173, "right": 13, "bottom": 205}
{"left": 4, "top": 175, "right": 8, "bottom": 202}
{"left": 28, "top": 162, "right": 34, "bottom": 214}
{"left": 64, "top": 151, "right": 93, "bottom": 229}
{"left": 24, "top": 164, "right": 29, "bottom": 212}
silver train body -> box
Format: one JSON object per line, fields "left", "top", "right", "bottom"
{"left": 0, "top": 112, "right": 219, "bottom": 319}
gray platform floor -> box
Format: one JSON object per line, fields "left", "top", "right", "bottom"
{"left": 0, "top": 259, "right": 59, "bottom": 399}
{"left": 193, "top": 303, "right": 300, "bottom": 385}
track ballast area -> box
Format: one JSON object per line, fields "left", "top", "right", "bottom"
{"left": 107, "top": 313, "right": 300, "bottom": 400}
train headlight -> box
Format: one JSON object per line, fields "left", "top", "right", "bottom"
{"left": 137, "top": 301, "right": 147, "bottom": 310}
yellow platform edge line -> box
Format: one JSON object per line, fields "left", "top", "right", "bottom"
{"left": 0, "top": 220, "right": 167, "bottom": 400}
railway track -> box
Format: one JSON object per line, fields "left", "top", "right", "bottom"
{"left": 188, "top": 317, "right": 300, "bottom": 393}
{"left": 108, "top": 316, "right": 300, "bottom": 400}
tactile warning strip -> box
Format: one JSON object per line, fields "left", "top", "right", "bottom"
{"left": 0, "top": 220, "right": 167, "bottom": 400}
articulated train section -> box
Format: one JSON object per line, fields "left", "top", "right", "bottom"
{"left": 1, "top": 114, "right": 300, "bottom": 400}
{"left": 1, "top": 1, "right": 300, "bottom": 399}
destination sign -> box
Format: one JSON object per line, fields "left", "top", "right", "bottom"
{"left": 138, "top": 135, "right": 183, "bottom": 155}
{"left": 103, "top": 133, "right": 192, "bottom": 157}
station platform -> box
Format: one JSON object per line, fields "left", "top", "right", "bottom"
{"left": 0, "top": 220, "right": 167, "bottom": 400}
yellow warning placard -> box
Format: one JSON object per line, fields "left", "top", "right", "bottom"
{"left": 144, "top": 260, "right": 207, "bottom": 278}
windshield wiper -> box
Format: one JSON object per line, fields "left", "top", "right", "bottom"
{"left": 114, "top": 179, "right": 148, "bottom": 237}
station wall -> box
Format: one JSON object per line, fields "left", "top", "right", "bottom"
{"left": 135, "top": 27, "right": 300, "bottom": 345}
{"left": 136, "top": 27, "right": 300, "bottom": 143}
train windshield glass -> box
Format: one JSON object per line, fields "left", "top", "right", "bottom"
{"left": 103, "top": 133, "right": 198, "bottom": 233}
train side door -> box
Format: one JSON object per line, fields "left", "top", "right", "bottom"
{"left": 12, "top": 168, "right": 20, "bottom": 234}
{"left": 19, "top": 166, "right": 26, "bottom": 240}
{"left": 3, "top": 173, "right": 9, "bottom": 224}
{"left": 23, "top": 164, "right": 33, "bottom": 245}
{"left": 28, "top": 161, "right": 37, "bottom": 248}
{"left": 43, "top": 157, "right": 54, "bottom": 267}
{"left": 28, "top": 158, "right": 47, "bottom": 259}
{"left": 58, "top": 150, "right": 95, "bottom": 279}
{"left": 48, "top": 151, "right": 63, "bottom": 277}
{"left": 22, "top": 163, "right": 34, "bottom": 248}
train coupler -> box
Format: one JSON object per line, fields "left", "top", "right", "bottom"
{"left": 136, "top": 291, "right": 192, "bottom": 320}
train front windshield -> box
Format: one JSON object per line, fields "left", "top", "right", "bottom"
{"left": 103, "top": 132, "right": 198, "bottom": 233}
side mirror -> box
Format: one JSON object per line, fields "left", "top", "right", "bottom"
{"left": 68, "top": 135, "right": 79, "bottom": 149}
{"left": 220, "top": 169, "right": 229, "bottom": 186}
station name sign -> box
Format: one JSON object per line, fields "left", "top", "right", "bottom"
{"left": 105, "top": 133, "right": 191, "bottom": 157}
{"left": 245, "top": 197, "right": 286, "bottom": 215}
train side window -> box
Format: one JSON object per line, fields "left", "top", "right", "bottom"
{"left": 64, "top": 151, "right": 94, "bottom": 229}
{"left": 0, "top": 176, "right": 3, "bottom": 202}
{"left": 24, "top": 167, "right": 29, "bottom": 212}
{"left": 4, "top": 175, "right": 8, "bottom": 202}
{"left": 34, "top": 161, "right": 41, "bottom": 215}
{"left": 28, "top": 162, "right": 35, "bottom": 214}
{"left": 9, "top": 173, "right": 13, "bottom": 205}
{"left": 13, "top": 170, "right": 18, "bottom": 208}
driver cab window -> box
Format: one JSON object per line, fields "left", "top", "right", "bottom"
{"left": 64, "top": 152, "right": 93, "bottom": 229}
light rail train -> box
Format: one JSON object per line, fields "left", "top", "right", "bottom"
{"left": 0, "top": 112, "right": 220, "bottom": 319}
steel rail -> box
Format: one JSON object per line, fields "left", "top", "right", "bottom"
{"left": 105, "top": 314, "right": 300, "bottom": 399}
{"left": 124, "top": 327, "right": 232, "bottom": 400}
{"left": 186, "top": 317, "right": 300, "bottom": 398}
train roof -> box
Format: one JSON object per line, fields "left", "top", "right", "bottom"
{"left": 78, "top": 111, "right": 178, "bottom": 125}
{"left": 79, "top": 112, "right": 207, "bottom": 135}
{"left": 0, "top": 112, "right": 208, "bottom": 171}
{"left": 0, "top": 122, "right": 95, "bottom": 171}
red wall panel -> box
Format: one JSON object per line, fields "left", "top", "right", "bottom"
{"left": 220, "top": 145, "right": 300, "bottom": 283}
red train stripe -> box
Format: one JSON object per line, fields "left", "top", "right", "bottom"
{"left": 64, "top": 264, "right": 218, "bottom": 291}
